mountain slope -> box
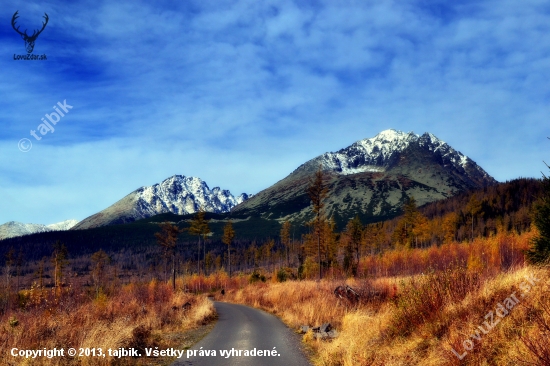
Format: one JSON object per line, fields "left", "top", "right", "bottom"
{"left": 0, "top": 179, "right": 535, "bottom": 264}
{"left": 73, "top": 175, "right": 251, "bottom": 230}
{"left": 0, "top": 219, "right": 79, "bottom": 240}
{"left": 231, "top": 129, "right": 496, "bottom": 226}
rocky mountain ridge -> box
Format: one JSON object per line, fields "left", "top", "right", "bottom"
{"left": 231, "top": 129, "right": 496, "bottom": 226}
{"left": 0, "top": 219, "right": 79, "bottom": 240}
{"left": 73, "top": 175, "right": 251, "bottom": 230}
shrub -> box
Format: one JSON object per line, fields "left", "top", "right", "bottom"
{"left": 276, "top": 267, "right": 296, "bottom": 282}
{"left": 8, "top": 316, "right": 18, "bottom": 328}
{"left": 390, "top": 266, "right": 481, "bottom": 337}
{"left": 249, "top": 270, "right": 266, "bottom": 283}
{"left": 127, "top": 325, "right": 154, "bottom": 357}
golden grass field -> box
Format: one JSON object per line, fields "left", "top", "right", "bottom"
{"left": 1, "top": 280, "right": 215, "bottom": 366}
{"left": 219, "top": 265, "right": 549, "bottom": 365}
{"left": 214, "top": 232, "right": 550, "bottom": 365}
{"left": 2, "top": 231, "right": 549, "bottom": 365}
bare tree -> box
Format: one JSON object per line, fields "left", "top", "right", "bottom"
{"left": 91, "top": 249, "right": 110, "bottom": 298}
{"left": 155, "top": 222, "right": 183, "bottom": 290}
{"left": 189, "top": 208, "right": 211, "bottom": 275}
{"left": 222, "top": 220, "right": 235, "bottom": 277}
{"left": 51, "top": 241, "right": 68, "bottom": 296}
{"left": 4, "top": 248, "right": 15, "bottom": 311}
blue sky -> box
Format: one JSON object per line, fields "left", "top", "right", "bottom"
{"left": 1, "top": 0, "right": 549, "bottom": 225}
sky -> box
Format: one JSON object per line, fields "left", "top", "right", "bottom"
{"left": 1, "top": 0, "right": 549, "bottom": 225}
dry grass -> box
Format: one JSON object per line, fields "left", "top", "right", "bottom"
{"left": 217, "top": 276, "right": 400, "bottom": 363}
{"left": 0, "top": 280, "right": 215, "bottom": 366}
{"left": 4, "top": 231, "right": 546, "bottom": 365}
{"left": 218, "top": 234, "right": 550, "bottom": 365}
{"left": 222, "top": 266, "right": 550, "bottom": 365}
{"left": 359, "top": 230, "right": 534, "bottom": 277}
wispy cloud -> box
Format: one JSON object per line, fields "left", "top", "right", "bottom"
{"left": 0, "top": 0, "right": 549, "bottom": 223}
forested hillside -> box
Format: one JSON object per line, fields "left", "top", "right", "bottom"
{"left": 0, "top": 178, "right": 542, "bottom": 291}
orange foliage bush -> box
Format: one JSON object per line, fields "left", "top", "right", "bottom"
{"left": 359, "top": 231, "right": 533, "bottom": 277}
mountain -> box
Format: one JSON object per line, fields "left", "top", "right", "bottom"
{"left": 231, "top": 129, "right": 497, "bottom": 226}
{"left": 46, "top": 220, "right": 80, "bottom": 231}
{"left": 73, "top": 175, "right": 251, "bottom": 230}
{"left": 0, "top": 179, "right": 535, "bottom": 263}
{"left": 0, "top": 219, "right": 79, "bottom": 240}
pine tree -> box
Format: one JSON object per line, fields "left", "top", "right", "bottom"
{"left": 205, "top": 252, "right": 214, "bottom": 274}
{"left": 189, "top": 209, "right": 211, "bottom": 275}
{"left": 280, "top": 221, "right": 292, "bottom": 267}
{"left": 4, "top": 248, "right": 15, "bottom": 310}
{"left": 35, "top": 258, "right": 45, "bottom": 290}
{"left": 14, "top": 248, "right": 24, "bottom": 292}
{"left": 404, "top": 196, "right": 419, "bottom": 226}
{"left": 343, "top": 215, "right": 362, "bottom": 276}
{"left": 91, "top": 249, "right": 110, "bottom": 298}
{"left": 215, "top": 255, "right": 222, "bottom": 271}
{"left": 222, "top": 220, "right": 235, "bottom": 277}
{"left": 411, "top": 213, "right": 430, "bottom": 248}
{"left": 155, "top": 221, "right": 183, "bottom": 290}
{"left": 442, "top": 212, "right": 458, "bottom": 243}
{"left": 391, "top": 196, "right": 429, "bottom": 248}
{"left": 466, "top": 193, "right": 482, "bottom": 241}
{"left": 322, "top": 217, "right": 338, "bottom": 273}
{"left": 51, "top": 241, "right": 68, "bottom": 295}
{"left": 392, "top": 199, "right": 412, "bottom": 247}
{"left": 527, "top": 163, "right": 550, "bottom": 264}
{"left": 342, "top": 234, "right": 354, "bottom": 276}
{"left": 364, "top": 222, "right": 385, "bottom": 255}
{"left": 306, "top": 166, "right": 329, "bottom": 280}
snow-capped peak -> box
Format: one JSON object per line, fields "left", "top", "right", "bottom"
{"left": 46, "top": 219, "right": 79, "bottom": 231}
{"left": 72, "top": 174, "right": 253, "bottom": 230}
{"left": 301, "top": 129, "right": 475, "bottom": 176}
{"left": 371, "top": 129, "right": 415, "bottom": 142}
{"left": 355, "top": 129, "right": 419, "bottom": 160}
{"left": 133, "top": 175, "right": 251, "bottom": 216}
{"left": 0, "top": 219, "right": 79, "bottom": 240}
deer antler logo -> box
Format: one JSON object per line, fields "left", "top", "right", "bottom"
{"left": 11, "top": 11, "right": 49, "bottom": 54}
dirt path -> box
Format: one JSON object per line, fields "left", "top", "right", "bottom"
{"left": 172, "top": 301, "right": 312, "bottom": 366}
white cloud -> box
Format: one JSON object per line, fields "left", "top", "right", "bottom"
{"left": 0, "top": 0, "right": 549, "bottom": 224}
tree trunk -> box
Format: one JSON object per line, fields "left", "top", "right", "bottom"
{"left": 172, "top": 254, "right": 176, "bottom": 291}
{"left": 197, "top": 236, "right": 201, "bottom": 275}
{"left": 318, "top": 227, "right": 321, "bottom": 281}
